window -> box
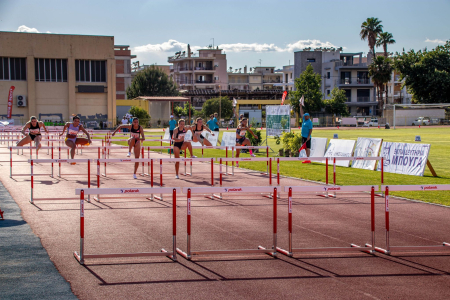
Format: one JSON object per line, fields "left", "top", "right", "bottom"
{"left": 306, "top": 58, "right": 315, "bottom": 62}
{"left": 327, "top": 72, "right": 330, "bottom": 79}
{"left": 0, "top": 57, "right": 27, "bottom": 81}
{"left": 75, "top": 60, "right": 106, "bottom": 82}
{"left": 35, "top": 58, "right": 67, "bottom": 82}
{"left": 327, "top": 90, "right": 330, "bottom": 95}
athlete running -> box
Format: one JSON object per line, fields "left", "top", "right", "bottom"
{"left": 60, "top": 116, "right": 91, "bottom": 164}
{"left": 192, "top": 117, "right": 215, "bottom": 146}
{"left": 16, "top": 116, "right": 49, "bottom": 152}
{"left": 112, "top": 117, "right": 145, "bottom": 179}
{"left": 235, "top": 118, "right": 258, "bottom": 167}
{"left": 172, "top": 119, "right": 196, "bottom": 179}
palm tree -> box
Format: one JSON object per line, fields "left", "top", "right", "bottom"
{"left": 360, "top": 17, "right": 383, "bottom": 56}
{"left": 368, "top": 56, "right": 393, "bottom": 115}
{"left": 377, "top": 32, "right": 396, "bottom": 57}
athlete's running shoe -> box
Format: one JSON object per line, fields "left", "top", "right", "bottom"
{"left": 133, "top": 174, "right": 137, "bottom": 179}
{"left": 175, "top": 175, "right": 179, "bottom": 179}
{"left": 127, "top": 152, "right": 131, "bottom": 157}
{"left": 191, "top": 155, "right": 197, "bottom": 158}
{"left": 250, "top": 153, "right": 256, "bottom": 157}
{"left": 70, "top": 162, "right": 76, "bottom": 165}
{"left": 236, "top": 162, "right": 239, "bottom": 168}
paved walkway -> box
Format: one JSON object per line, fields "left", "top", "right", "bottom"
{"left": 0, "top": 181, "right": 77, "bottom": 300}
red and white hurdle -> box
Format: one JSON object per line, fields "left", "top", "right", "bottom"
{"left": 74, "top": 187, "right": 179, "bottom": 264}
{"left": 367, "top": 184, "right": 450, "bottom": 255}
{"left": 276, "top": 185, "right": 376, "bottom": 256}
{"left": 176, "top": 186, "right": 279, "bottom": 260}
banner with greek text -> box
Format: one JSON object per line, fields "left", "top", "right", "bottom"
{"left": 352, "top": 137, "right": 382, "bottom": 170}
{"left": 322, "top": 139, "right": 356, "bottom": 167}
{"left": 266, "top": 105, "right": 291, "bottom": 137}
{"left": 299, "top": 137, "right": 328, "bottom": 158}
{"left": 7, "top": 86, "right": 15, "bottom": 119}
{"left": 376, "top": 142, "right": 431, "bottom": 176}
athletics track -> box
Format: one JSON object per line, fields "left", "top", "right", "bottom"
{"left": 0, "top": 139, "right": 450, "bottom": 299}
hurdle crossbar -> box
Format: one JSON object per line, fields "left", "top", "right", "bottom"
{"left": 73, "top": 187, "right": 179, "bottom": 264}
{"left": 176, "top": 186, "right": 279, "bottom": 260}
{"left": 276, "top": 185, "right": 376, "bottom": 256}
{"left": 368, "top": 185, "right": 450, "bottom": 255}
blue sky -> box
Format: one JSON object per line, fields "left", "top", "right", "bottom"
{"left": 1, "top": 0, "right": 449, "bottom": 68}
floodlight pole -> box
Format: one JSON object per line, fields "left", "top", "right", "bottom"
{"left": 219, "top": 85, "right": 222, "bottom": 128}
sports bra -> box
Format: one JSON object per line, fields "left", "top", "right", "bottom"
{"left": 193, "top": 124, "right": 203, "bottom": 133}
{"left": 67, "top": 123, "right": 80, "bottom": 137}
{"left": 175, "top": 127, "right": 186, "bottom": 139}
{"left": 29, "top": 122, "right": 41, "bottom": 135}
{"left": 236, "top": 127, "right": 246, "bottom": 137}
{"left": 130, "top": 125, "right": 141, "bottom": 138}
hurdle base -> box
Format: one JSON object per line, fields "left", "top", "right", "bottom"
{"left": 73, "top": 251, "right": 84, "bottom": 265}
{"left": 285, "top": 246, "right": 375, "bottom": 254}
{"left": 161, "top": 248, "right": 177, "bottom": 262}
{"left": 350, "top": 243, "right": 374, "bottom": 254}
{"left": 365, "top": 244, "right": 390, "bottom": 255}
{"left": 367, "top": 244, "right": 450, "bottom": 254}
{"left": 176, "top": 248, "right": 191, "bottom": 260}
{"left": 275, "top": 247, "right": 292, "bottom": 257}
{"left": 263, "top": 194, "right": 273, "bottom": 199}
{"left": 317, "top": 193, "right": 336, "bottom": 198}
{"left": 205, "top": 194, "right": 222, "bottom": 200}
{"left": 153, "top": 195, "right": 164, "bottom": 201}
{"left": 74, "top": 250, "right": 176, "bottom": 264}
{"left": 257, "top": 246, "right": 277, "bottom": 258}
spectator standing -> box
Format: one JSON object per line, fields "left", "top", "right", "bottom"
{"left": 206, "top": 114, "right": 216, "bottom": 131}
{"left": 300, "top": 105, "right": 313, "bottom": 159}
{"left": 169, "top": 115, "right": 177, "bottom": 140}
{"left": 121, "top": 116, "right": 129, "bottom": 132}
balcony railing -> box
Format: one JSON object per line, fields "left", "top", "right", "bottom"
{"left": 356, "top": 78, "right": 370, "bottom": 84}
{"left": 339, "top": 78, "right": 352, "bottom": 84}
{"left": 335, "top": 61, "right": 368, "bottom": 67}
{"left": 229, "top": 79, "right": 249, "bottom": 84}
{"left": 345, "top": 97, "right": 351, "bottom": 102}
{"left": 175, "top": 80, "right": 194, "bottom": 85}
{"left": 196, "top": 80, "right": 214, "bottom": 84}
{"left": 337, "top": 78, "right": 371, "bottom": 85}
{"left": 357, "top": 97, "right": 371, "bottom": 102}
{"left": 194, "top": 66, "right": 214, "bottom": 71}
{"left": 262, "top": 79, "right": 281, "bottom": 83}
{"left": 179, "top": 67, "right": 193, "bottom": 71}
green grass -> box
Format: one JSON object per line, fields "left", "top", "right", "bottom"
{"left": 106, "top": 127, "right": 450, "bottom": 206}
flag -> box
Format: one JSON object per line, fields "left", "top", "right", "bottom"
{"left": 298, "top": 142, "right": 307, "bottom": 152}
{"left": 7, "top": 86, "right": 15, "bottom": 119}
{"left": 281, "top": 91, "right": 288, "bottom": 105}
{"left": 233, "top": 98, "right": 237, "bottom": 107}
{"left": 299, "top": 95, "right": 305, "bottom": 107}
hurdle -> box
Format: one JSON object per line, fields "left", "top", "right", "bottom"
{"left": 74, "top": 187, "right": 179, "bottom": 264}
{"left": 176, "top": 186, "right": 279, "bottom": 260}
{"left": 276, "top": 185, "right": 376, "bottom": 256}
{"left": 28, "top": 158, "right": 91, "bottom": 204}
{"left": 9, "top": 146, "right": 56, "bottom": 178}
{"left": 367, "top": 185, "right": 450, "bottom": 255}
{"left": 231, "top": 146, "right": 270, "bottom": 175}
{"left": 99, "top": 149, "right": 146, "bottom": 177}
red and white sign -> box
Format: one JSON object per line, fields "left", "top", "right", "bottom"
{"left": 7, "top": 86, "right": 15, "bottom": 119}
{"left": 281, "top": 91, "right": 288, "bottom": 105}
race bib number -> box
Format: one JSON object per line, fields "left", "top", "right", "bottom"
{"left": 68, "top": 129, "right": 78, "bottom": 135}
{"left": 30, "top": 129, "right": 40, "bottom": 134}
{"left": 240, "top": 130, "right": 246, "bottom": 137}
{"left": 131, "top": 132, "right": 140, "bottom": 138}
{"left": 178, "top": 134, "right": 185, "bottom": 140}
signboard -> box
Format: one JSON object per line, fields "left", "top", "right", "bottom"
{"left": 377, "top": 142, "right": 431, "bottom": 176}
{"left": 351, "top": 137, "right": 383, "bottom": 170}
{"left": 312, "top": 118, "right": 319, "bottom": 126}
{"left": 191, "top": 131, "right": 219, "bottom": 146}
{"left": 162, "top": 127, "right": 170, "bottom": 142}
{"left": 323, "top": 139, "right": 356, "bottom": 167}
{"left": 299, "top": 137, "right": 328, "bottom": 158}
{"left": 415, "top": 136, "right": 421, "bottom": 142}
{"left": 333, "top": 134, "right": 338, "bottom": 139}
{"left": 221, "top": 132, "right": 237, "bottom": 147}
{"left": 266, "top": 105, "right": 291, "bottom": 137}
{"left": 7, "top": 86, "right": 15, "bottom": 119}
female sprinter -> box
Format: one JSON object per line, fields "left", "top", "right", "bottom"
{"left": 235, "top": 118, "right": 258, "bottom": 167}
{"left": 16, "top": 116, "right": 49, "bottom": 152}
{"left": 112, "top": 117, "right": 145, "bottom": 179}
{"left": 59, "top": 116, "right": 91, "bottom": 164}
{"left": 192, "top": 117, "right": 215, "bottom": 146}
{"left": 172, "top": 119, "right": 196, "bottom": 179}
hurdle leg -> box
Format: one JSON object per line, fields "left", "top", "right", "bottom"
{"left": 258, "top": 187, "right": 277, "bottom": 257}
{"left": 176, "top": 189, "right": 191, "bottom": 260}
{"left": 372, "top": 186, "right": 391, "bottom": 255}
{"left": 161, "top": 188, "right": 178, "bottom": 261}
{"left": 276, "top": 187, "right": 293, "bottom": 256}
{"left": 154, "top": 160, "right": 163, "bottom": 201}
{"left": 74, "top": 190, "right": 85, "bottom": 264}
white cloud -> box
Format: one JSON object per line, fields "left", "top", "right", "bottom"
{"left": 16, "top": 25, "right": 51, "bottom": 33}
{"left": 133, "top": 39, "right": 340, "bottom": 54}
{"left": 425, "top": 38, "right": 445, "bottom": 44}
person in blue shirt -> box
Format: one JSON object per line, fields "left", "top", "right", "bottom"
{"left": 169, "top": 115, "right": 177, "bottom": 140}
{"left": 300, "top": 105, "right": 313, "bottom": 157}
{"left": 213, "top": 113, "right": 220, "bottom": 132}
{"left": 206, "top": 114, "right": 216, "bottom": 131}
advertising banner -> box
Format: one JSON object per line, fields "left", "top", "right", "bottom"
{"left": 162, "top": 127, "right": 170, "bottom": 142}
{"left": 352, "top": 137, "right": 383, "bottom": 170}
{"left": 7, "top": 86, "right": 15, "bottom": 119}
{"left": 221, "top": 132, "right": 237, "bottom": 147}
{"left": 322, "top": 139, "right": 356, "bottom": 167}
{"left": 266, "top": 105, "right": 291, "bottom": 137}
{"left": 191, "top": 131, "right": 219, "bottom": 146}
{"left": 299, "top": 137, "right": 328, "bottom": 158}
{"left": 376, "top": 142, "right": 431, "bottom": 176}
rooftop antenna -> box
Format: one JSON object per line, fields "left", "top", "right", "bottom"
{"left": 211, "top": 38, "right": 214, "bottom": 48}
{"left": 258, "top": 59, "right": 262, "bottom": 67}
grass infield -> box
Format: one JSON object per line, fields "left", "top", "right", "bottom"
{"left": 105, "top": 127, "right": 450, "bottom": 206}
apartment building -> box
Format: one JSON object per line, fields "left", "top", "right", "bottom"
{"left": 274, "top": 65, "right": 294, "bottom": 91}
{"left": 388, "top": 70, "right": 412, "bottom": 104}
{"left": 0, "top": 31, "right": 116, "bottom": 124}
{"left": 115, "top": 45, "right": 136, "bottom": 100}
{"left": 227, "top": 66, "right": 282, "bottom": 91}
{"left": 295, "top": 49, "right": 377, "bottom": 116}
{"left": 168, "top": 45, "right": 227, "bottom": 90}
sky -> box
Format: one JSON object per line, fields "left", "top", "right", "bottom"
{"left": 1, "top": 0, "right": 449, "bottom": 68}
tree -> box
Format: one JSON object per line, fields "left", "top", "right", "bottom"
{"left": 200, "top": 97, "right": 233, "bottom": 120}
{"left": 128, "top": 106, "right": 151, "bottom": 127}
{"left": 368, "top": 56, "right": 393, "bottom": 114}
{"left": 291, "top": 64, "right": 323, "bottom": 123}
{"left": 394, "top": 41, "right": 450, "bottom": 103}
{"left": 360, "top": 17, "right": 383, "bottom": 56}
{"left": 173, "top": 102, "right": 191, "bottom": 118}
{"left": 126, "top": 66, "right": 179, "bottom": 99}
{"left": 324, "top": 87, "right": 350, "bottom": 117}
{"left": 377, "top": 32, "right": 396, "bottom": 57}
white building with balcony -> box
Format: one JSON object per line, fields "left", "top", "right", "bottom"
{"left": 274, "top": 65, "right": 294, "bottom": 91}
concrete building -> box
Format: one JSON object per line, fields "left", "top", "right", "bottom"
{"left": 227, "top": 66, "right": 282, "bottom": 91}
{"left": 115, "top": 45, "right": 136, "bottom": 100}
{"left": 388, "top": 70, "right": 413, "bottom": 105}
{"left": 168, "top": 45, "right": 228, "bottom": 90}
{"left": 0, "top": 31, "right": 116, "bottom": 124}
{"left": 131, "top": 63, "right": 172, "bottom": 79}
{"left": 274, "top": 65, "right": 294, "bottom": 91}
{"left": 294, "top": 48, "right": 377, "bottom": 116}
